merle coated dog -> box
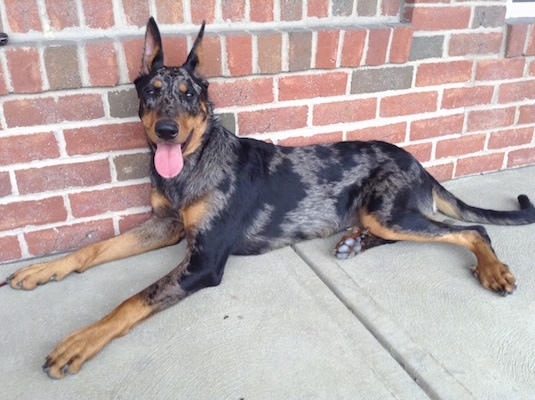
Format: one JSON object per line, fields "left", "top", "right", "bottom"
{"left": 5, "top": 18, "right": 535, "bottom": 378}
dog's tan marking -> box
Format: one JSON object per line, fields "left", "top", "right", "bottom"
{"left": 151, "top": 188, "right": 171, "bottom": 210}
{"left": 433, "top": 189, "right": 462, "bottom": 219}
{"left": 181, "top": 198, "right": 209, "bottom": 231}
{"left": 177, "top": 109, "right": 207, "bottom": 156}
{"left": 140, "top": 110, "right": 159, "bottom": 144}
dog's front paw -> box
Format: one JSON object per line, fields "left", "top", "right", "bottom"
{"left": 8, "top": 262, "right": 64, "bottom": 290}
{"left": 43, "top": 324, "right": 109, "bottom": 379}
{"left": 472, "top": 262, "right": 517, "bottom": 296}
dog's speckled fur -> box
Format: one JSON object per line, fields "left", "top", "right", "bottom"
{"left": 6, "top": 18, "right": 535, "bottom": 379}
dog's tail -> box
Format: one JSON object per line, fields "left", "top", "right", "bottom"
{"left": 430, "top": 175, "right": 535, "bottom": 225}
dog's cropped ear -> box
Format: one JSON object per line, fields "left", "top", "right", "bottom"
{"left": 141, "top": 17, "right": 164, "bottom": 75}
{"left": 183, "top": 21, "right": 205, "bottom": 72}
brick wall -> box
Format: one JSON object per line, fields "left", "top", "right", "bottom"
{"left": 0, "top": 0, "right": 534, "bottom": 263}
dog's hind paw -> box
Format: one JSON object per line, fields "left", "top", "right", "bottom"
{"left": 333, "top": 228, "right": 369, "bottom": 259}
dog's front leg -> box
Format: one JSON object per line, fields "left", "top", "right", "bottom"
{"left": 42, "top": 243, "right": 230, "bottom": 379}
{"left": 7, "top": 215, "right": 184, "bottom": 290}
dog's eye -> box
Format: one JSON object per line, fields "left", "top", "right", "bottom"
{"left": 144, "top": 86, "right": 158, "bottom": 98}
{"left": 185, "top": 91, "right": 194, "bottom": 99}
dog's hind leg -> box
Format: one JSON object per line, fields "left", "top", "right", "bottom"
{"left": 7, "top": 190, "right": 184, "bottom": 290}
{"left": 360, "top": 211, "right": 516, "bottom": 296}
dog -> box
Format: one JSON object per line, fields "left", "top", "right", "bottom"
{"left": 4, "top": 18, "right": 535, "bottom": 379}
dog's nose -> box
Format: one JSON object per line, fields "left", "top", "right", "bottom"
{"left": 155, "top": 120, "right": 178, "bottom": 140}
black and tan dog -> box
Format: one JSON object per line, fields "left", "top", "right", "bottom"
{"left": 5, "top": 18, "right": 535, "bottom": 378}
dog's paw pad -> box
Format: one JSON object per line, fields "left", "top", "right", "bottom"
{"left": 334, "top": 230, "right": 365, "bottom": 259}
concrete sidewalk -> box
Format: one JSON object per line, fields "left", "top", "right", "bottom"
{"left": 2, "top": 166, "right": 535, "bottom": 399}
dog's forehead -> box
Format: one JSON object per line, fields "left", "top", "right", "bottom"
{"left": 153, "top": 67, "right": 199, "bottom": 91}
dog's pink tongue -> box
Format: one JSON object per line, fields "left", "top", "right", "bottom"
{"left": 154, "top": 143, "right": 184, "bottom": 179}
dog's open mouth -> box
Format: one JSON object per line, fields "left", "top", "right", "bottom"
{"left": 153, "top": 131, "right": 193, "bottom": 179}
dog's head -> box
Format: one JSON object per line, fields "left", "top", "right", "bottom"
{"left": 134, "top": 18, "right": 210, "bottom": 179}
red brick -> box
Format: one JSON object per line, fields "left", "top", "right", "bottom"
{"left": 118, "top": 212, "right": 152, "bottom": 233}
{"left": 0, "top": 171, "right": 12, "bottom": 197}
{"left": 83, "top": 0, "right": 114, "bottom": 28}
{"left": 308, "top": 0, "right": 329, "bottom": 17}
{"left": 278, "top": 132, "right": 343, "bottom": 147}
{"left": 5, "top": 0, "right": 42, "bottom": 32}
{"left": 347, "top": 122, "right": 406, "bottom": 143}
{"left": 221, "top": 0, "right": 245, "bottom": 21}
{"left": 456, "top": 153, "right": 504, "bottom": 177}
{"left": 519, "top": 104, "right": 535, "bottom": 124}
{"left": 436, "top": 134, "right": 486, "bottom": 159}
{"left": 25, "top": 219, "right": 115, "bottom": 257}
{"left": 278, "top": 72, "right": 347, "bottom": 101}
{"left": 416, "top": 60, "right": 472, "bottom": 87}
{"left": 475, "top": 58, "right": 525, "bottom": 81}
{"left": 0, "top": 132, "right": 60, "bottom": 166}
{"left": 122, "top": 0, "right": 149, "bottom": 27}
{"left": 0, "top": 66, "right": 8, "bottom": 95}
{"left": 281, "top": 0, "right": 302, "bottom": 21}
{"left": 410, "top": 114, "right": 464, "bottom": 141}
{"left": 0, "top": 196, "right": 67, "bottom": 231}
{"left": 70, "top": 183, "right": 151, "bottom": 218}
{"left": 390, "top": 26, "right": 413, "bottom": 63}
{"left": 401, "top": 142, "right": 433, "bottom": 163}
{"left": 449, "top": 32, "right": 502, "bottom": 56}
{"left": 382, "top": 0, "right": 401, "bottom": 16}
{"left": 508, "top": 148, "right": 535, "bottom": 168}
{"left": 5, "top": 47, "right": 43, "bottom": 93}
{"left": 161, "top": 37, "right": 188, "bottom": 67}
{"left": 530, "top": 60, "right": 535, "bottom": 76}
{"left": 365, "top": 28, "right": 390, "bottom": 66}
{"left": 122, "top": 38, "right": 145, "bottom": 82}
{"left": 199, "top": 35, "right": 222, "bottom": 78}
{"left": 46, "top": 0, "right": 79, "bottom": 30}
{"left": 86, "top": 42, "right": 119, "bottom": 87}
{"left": 442, "top": 86, "right": 494, "bottom": 110}
{"left": 467, "top": 107, "right": 515, "bottom": 132}
{"left": 316, "top": 30, "right": 340, "bottom": 69}
{"left": 488, "top": 127, "right": 534, "bottom": 150}
{"left": 16, "top": 160, "right": 112, "bottom": 195}
{"left": 191, "top": 0, "right": 215, "bottom": 23}
{"left": 251, "top": 0, "right": 274, "bottom": 22}
{"left": 238, "top": 106, "right": 308, "bottom": 135}
{"left": 340, "top": 29, "right": 366, "bottom": 67}
{"left": 380, "top": 91, "right": 438, "bottom": 117}
{"left": 257, "top": 32, "right": 282, "bottom": 74}
{"left": 404, "top": 6, "right": 471, "bottom": 31}
{"left": 527, "top": 25, "right": 535, "bottom": 56}
{"left": 289, "top": 31, "right": 312, "bottom": 71}
{"left": 0, "top": 236, "right": 22, "bottom": 263}
{"left": 313, "top": 98, "right": 376, "bottom": 126}
{"left": 210, "top": 77, "right": 273, "bottom": 107}
{"left": 155, "top": 0, "right": 184, "bottom": 24}
{"left": 426, "top": 163, "right": 454, "bottom": 182}
{"left": 64, "top": 122, "right": 146, "bottom": 155}
{"left": 506, "top": 23, "right": 529, "bottom": 58}
{"left": 498, "top": 80, "right": 535, "bottom": 103}
{"left": 226, "top": 35, "right": 252, "bottom": 76}
{"left": 3, "top": 94, "right": 104, "bottom": 128}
